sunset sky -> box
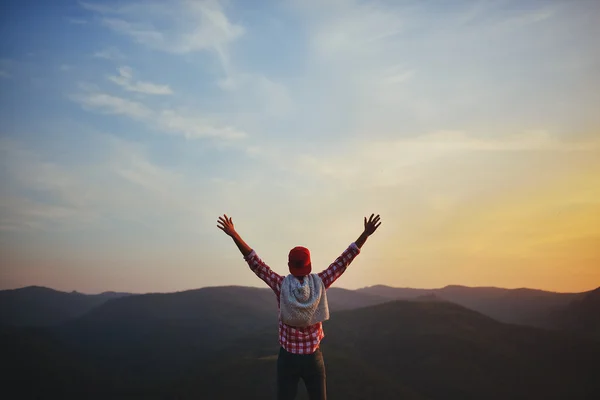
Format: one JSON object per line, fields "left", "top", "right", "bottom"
{"left": 1, "top": 0, "right": 599, "bottom": 294}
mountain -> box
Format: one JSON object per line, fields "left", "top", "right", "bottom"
{"left": 358, "top": 284, "right": 586, "bottom": 328}
{"left": 326, "top": 287, "right": 390, "bottom": 310}
{"left": 173, "top": 300, "right": 600, "bottom": 399}
{"left": 3, "top": 283, "right": 595, "bottom": 332}
{"left": 0, "top": 284, "right": 389, "bottom": 328}
{"left": 0, "top": 325, "right": 100, "bottom": 396}
{"left": 0, "top": 286, "right": 132, "bottom": 327}
{"left": 357, "top": 285, "right": 430, "bottom": 299}
{"left": 2, "top": 292, "right": 599, "bottom": 399}
{"left": 323, "top": 301, "right": 599, "bottom": 399}
{"left": 557, "top": 287, "right": 600, "bottom": 339}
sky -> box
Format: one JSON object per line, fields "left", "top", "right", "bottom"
{"left": 1, "top": 0, "right": 599, "bottom": 294}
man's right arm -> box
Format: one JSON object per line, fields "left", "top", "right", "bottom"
{"left": 217, "top": 214, "right": 282, "bottom": 295}
{"left": 244, "top": 250, "right": 283, "bottom": 296}
{"left": 231, "top": 232, "right": 252, "bottom": 258}
{"left": 218, "top": 215, "right": 252, "bottom": 257}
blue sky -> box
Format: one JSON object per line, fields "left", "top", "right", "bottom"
{"left": 1, "top": 0, "right": 599, "bottom": 293}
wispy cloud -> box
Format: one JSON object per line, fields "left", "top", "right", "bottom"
{"left": 82, "top": 0, "right": 290, "bottom": 122}
{"left": 71, "top": 86, "right": 246, "bottom": 140}
{"left": 108, "top": 66, "right": 173, "bottom": 95}
{"left": 72, "top": 91, "right": 152, "bottom": 118}
{"left": 93, "top": 47, "right": 125, "bottom": 60}
{"left": 283, "top": 0, "right": 594, "bottom": 142}
{"left": 217, "top": 73, "right": 294, "bottom": 118}
{"left": 372, "top": 130, "right": 600, "bottom": 153}
{"left": 0, "top": 136, "right": 213, "bottom": 232}
{"left": 81, "top": 0, "right": 244, "bottom": 56}
{"left": 0, "top": 139, "right": 97, "bottom": 231}
{"left": 0, "top": 195, "right": 93, "bottom": 232}
{"left": 2, "top": 0, "right": 600, "bottom": 292}
{"left": 155, "top": 110, "right": 246, "bottom": 140}
{"left": 292, "top": 130, "right": 600, "bottom": 188}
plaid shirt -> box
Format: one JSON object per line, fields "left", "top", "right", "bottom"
{"left": 244, "top": 243, "right": 361, "bottom": 354}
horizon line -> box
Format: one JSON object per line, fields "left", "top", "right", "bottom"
{"left": 2, "top": 283, "right": 598, "bottom": 296}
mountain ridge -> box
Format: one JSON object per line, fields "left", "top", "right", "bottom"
{"left": 2, "top": 290, "right": 599, "bottom": 398}
{"left": 2, "top": 284, "right": 597, "bottom": 332}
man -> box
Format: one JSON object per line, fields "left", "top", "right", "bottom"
{"left": 217, "top": 213, "right": 382, "bottom": 400}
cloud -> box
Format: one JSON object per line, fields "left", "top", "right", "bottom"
{"left": 156, "top": 110, "right": 246, "bottom": 140}
{"left": 0, "top": 196, "right": 93, "bottom": 232}
{"left": 308, "top": 2, "right": 405, "bottom": 58}
{"left": 108, "top": 66, "right": 173, "bottom": 95}
{"left": 71, "top": 87, "right": 247, "bottom": 140}
{"left": 379, "top": 65, "right": 415, "bottom": 85}
{"left": 278, "top": 0, "right": 600, "bottom": 145}
{"left": 370, "top": 130, "right": 600, "bottom": 153}
{"left": 81, "top": 0, "right": 244, "bottom": 55}
{"left": 0, "top": 136, "right": 214, "bottom": 233}
{"left": 93, "top": 47, "right": 125, "bottom": 60}
{"left": 291, "top": 130, "right": 600, "bottom": 189}
{"left": 72, "top": 91, "right": 152, "bottom": 119}
{"left": 83, "top": 0, "right": 291, "bottom": 124}
{"left": 0, "top": 139, "right": 97, "bottom": 231}
{"left": 217, "top": 73, "right": 294, "bottom": 118}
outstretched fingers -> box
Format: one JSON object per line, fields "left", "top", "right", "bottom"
{"left": 217, "top": 214, "right": 234, "bottom": 232}
{"left": 218, "top": 215, "right": 231, "bottom": 224}
{"left": 364, "top": 213, "right": 382, "bottom": 234}
{"left": 368, "top": 214, "right": 380, "bottom": 224}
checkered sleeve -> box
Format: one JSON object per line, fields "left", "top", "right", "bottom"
{"left": 318, "top": 242, "right": 361, "bottom": 289}
{"left": 244, "top": 250, "right": 283, "bottom": 296}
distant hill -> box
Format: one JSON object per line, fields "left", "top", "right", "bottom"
{"left": 557, "top": 287, "right": 600, "bottom": 339}
{"left": 0, "top": 286, "right": 132, "bottom": 327}
{"left": 3, "top": 284, "right": 596, "bottom": 334}
{"left": 50, "top": 285, "right": 390, "bottom": 383}
{"left": 2, "top": 292, "right": 599, "bottom": 399}
{"left": 326, "top": 287, "right": 390, "bottom": 310}
{"left": 173, "top": 300, "right": 600, "bottom": 399}
{"left": 358, "top": 284, "right": 587, "bottom": 328}
{"left": 0, "top": 285, "right": 389, "bottom": 328}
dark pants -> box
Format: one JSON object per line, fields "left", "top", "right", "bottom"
{"left": 277, "top": 346, "right": 327, "bottom": 400}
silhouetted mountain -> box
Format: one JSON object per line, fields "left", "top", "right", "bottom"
{"left": 173, "top": 300, "right": 600, "bottom": 399}
{"left": 557, "top": 287, "right": 600, "bottom": 339}
{"left": 0, "top": 325, "right": 100, "bottom": 397}
{"left": 359, "top": 284, "right": 584, "bottom": 328}
{"left": 0, "top": 286, "right": 132, "bottom": 327}
{"left": 0, "top": 284, "right": 389, "bottom": 328}
{"left": 54, "top": 286, "right": 280, "bottom": 384}
{"left": 53, "top": 285, "right": 390, "bottom": 380}
{"left": 3, "top": 292, "right": 599, "bottom": 399}
{"left": 325, "top": 287, "right": 390, "bottom": 310}
{"left": 357, "top": 284, "right": 428, "bottom": 299}
{"left": 414, "top": 293, "right": 443, "bottom": 302}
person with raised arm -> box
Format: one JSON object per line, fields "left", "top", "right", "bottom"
{"left": 217, "top": 213, "right": 382, "bottom": 400}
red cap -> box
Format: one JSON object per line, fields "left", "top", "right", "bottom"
{"left": 288, "top": 246, "right": 311, "bottom": 277}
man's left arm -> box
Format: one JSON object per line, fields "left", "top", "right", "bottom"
{"left": 318, "top": 214, "right": 381, "bottom": 289}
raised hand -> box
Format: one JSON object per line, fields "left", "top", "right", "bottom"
{"left": 217, "top": 214, "right": 237, "bottom": 237}
{"left": 363, "top": 214, "right": 381, "bottom": 236}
